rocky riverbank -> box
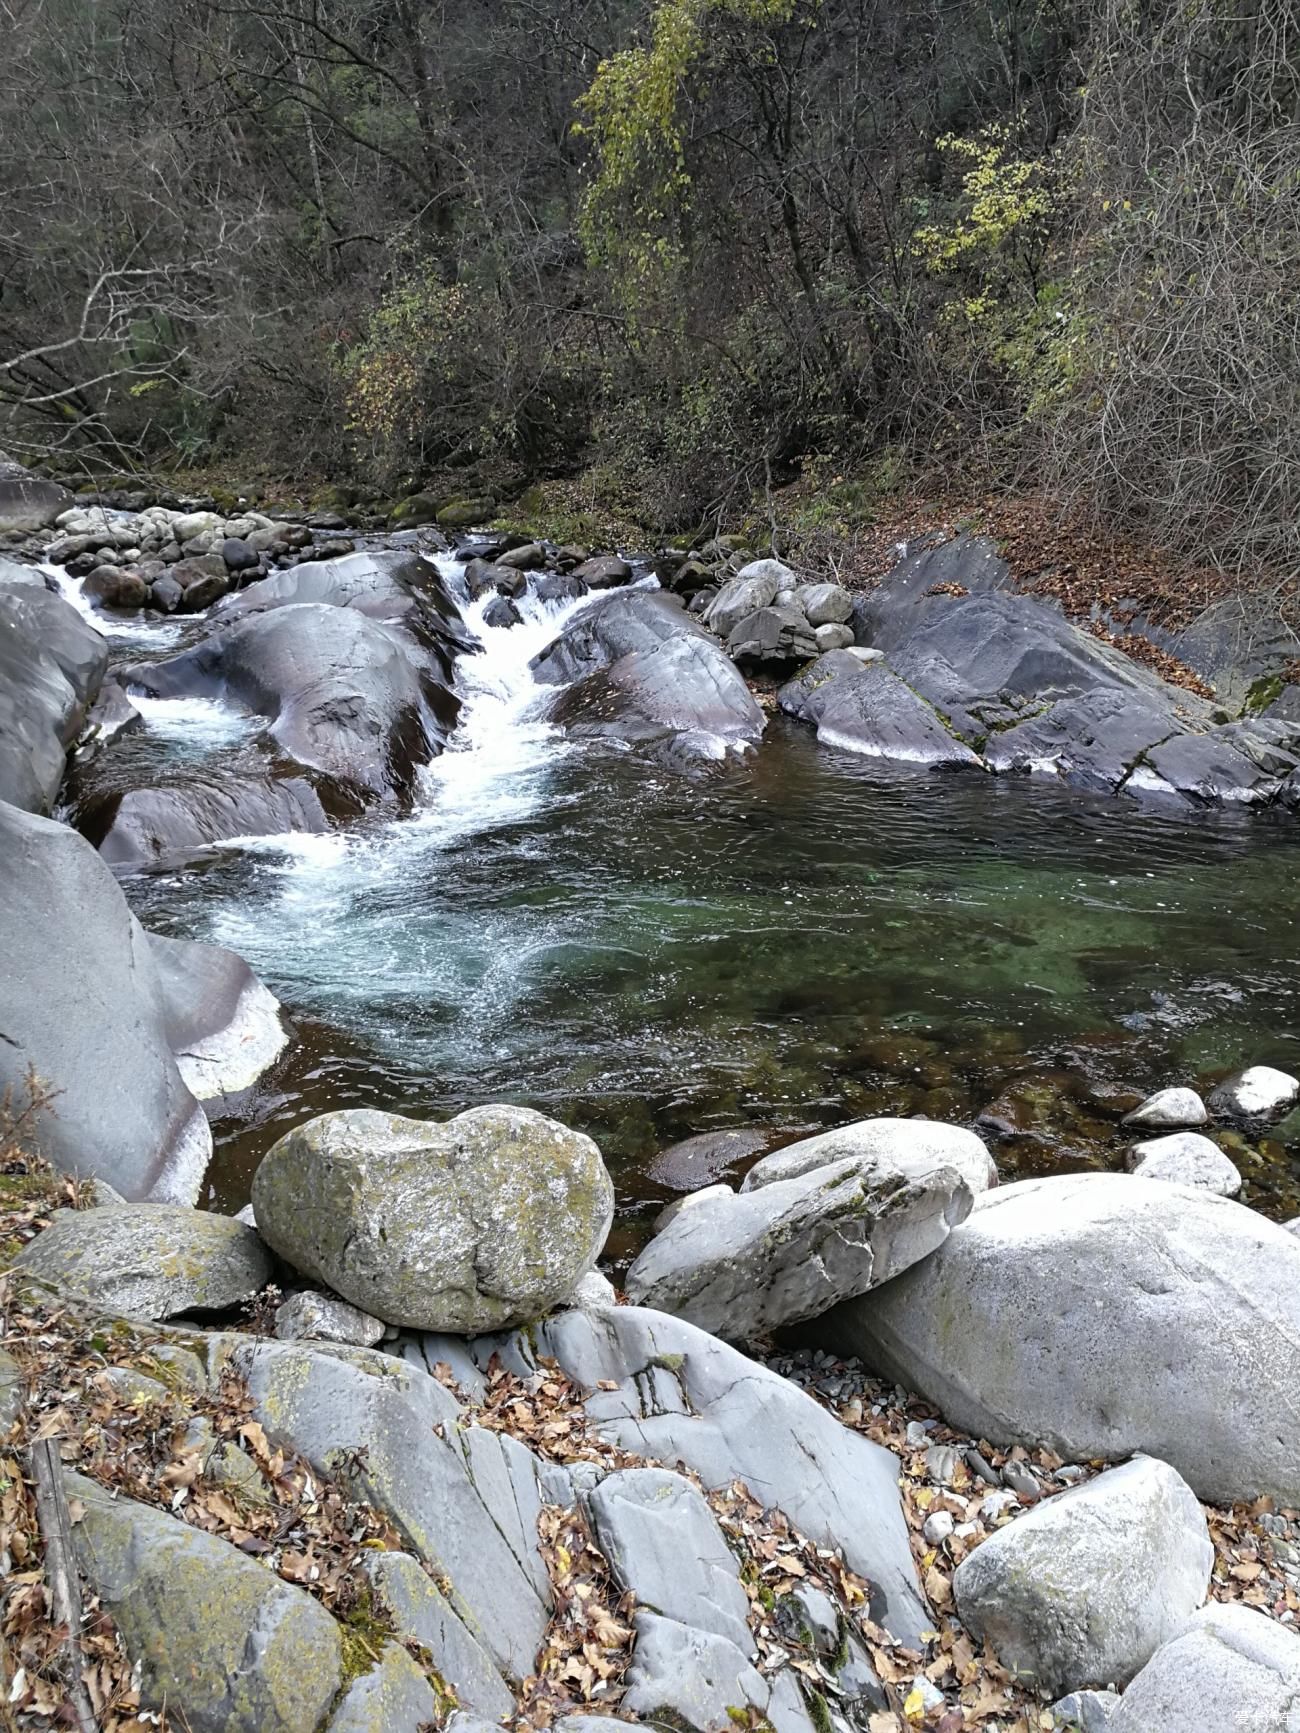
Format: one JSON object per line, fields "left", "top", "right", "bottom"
{"left": 2, "top": 458, "right": 1300, "bottom": 1728}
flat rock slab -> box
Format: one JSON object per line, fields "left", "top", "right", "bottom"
{"left": 952, "top": 1455, "right": 1213, "bottom": 1693}
{"left": 1109, "top": 1604, "right": 1300, "bottom": 1732}
{"left": 361, "top": 1550, "right": 513, "bottom": 1719}
{"left": 324, "top": 1641, "right": 440, "bottom": 1733}
{"left": 64, "top": 1470, "right": 343, "bottom": 1732}
{"left": 252, "top": 1104, "right": 613, "bottom": 1332}
{"left": 586, "top": 1468, "right": 754, "bottom": 1654}
{"left": 625, "top": 1154, "right": 972, "bottom": 1342}
{"left": 16, "top": 1204, "right": 272, "bottom": 1320}
{"left": 816, "top": 1172, "right": 1300, "bottom": 1506}
{"left": 401, "top": 1301, "right": 930, "bottom": 1648}
{"left": 622, "top": 1612, "right": 814, "bottom": 1733}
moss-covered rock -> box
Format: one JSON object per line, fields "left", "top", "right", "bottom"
{"left": 64, "top": 1470, "right": 343, "bottom": 1732}
{"left": 436, "top": 496, "right": 496, "bottom": 529}
{"left": 14, "top": 1203, "right": 273, "bottom": 1320}
{"left": 252, "top": 1105, "right": 613, "bottom": 1332}
{"left": 324, "top": 1640, "right": 439, "bottom": 1731}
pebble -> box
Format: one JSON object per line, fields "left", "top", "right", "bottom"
{"left": 1003, "top": 1465, "right": 1042, "bottom": 1501}
{"left": 926, "top": 1444, "right": 963, "bottom": 1484}
{"left": 923, "top": 1511, "right": 955, "bottom": 1545}
{"left": 980, "top": 1490, "right": 1021, "bottom": 1521}
{"left": 908, "top": 1676, "right": 945, "bottom": 1715}
{"left": 965, "top": 1447, "right": 1002, "bottom": 1487}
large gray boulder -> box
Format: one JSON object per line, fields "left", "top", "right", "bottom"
{"left": 401, "top": 1301, "right": 930, "bottom": 1647}
{"left": 120, "top": 602, "right": 457, "bottom": 807}
{"left": 252, "top": 1105, "right": 614, "bottom": 1331}
{"left": 2, "top": 804, "right": 284, "bottom": 1186}
{"left": 0, "top": 575, "right": 106, "bottom": 812}
{"left": 0, "top": 461, "right": 72, "bottom": 531}
{"left": 213, "top": 548, "right": 475, "bottom": 671}
{"left": 534, "top": 589, "right": 764, "bottom": 765}
{"left": 816, "top": 1172, "right": 1300, "bottom": 1505}
{"left": 1109, "top": 1604, "right": 1300, "bottom": 1733}
{"left": 740, "top": 1116, "right": 997, "bottom": 1195}
{"left": 952, "top": 1456, "right": 1213, "bottom": 1694}
{"left": 819, "top": 534, "right": 1300, "bottom": 807}
{"left": 15, "top": 1203, "right": 273, "bottom": 1318}
{"left": 624, "top": 1154, "right": 973, "bottom": 1342}
{"left": 64, "top": 1470, "right": 344, "bottom": 1733}
{"left": 0, "top": 801, "right": 228, "bottom": 1200}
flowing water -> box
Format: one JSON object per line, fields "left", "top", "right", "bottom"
{"left": 77, "top": 557, "right": 1300, "bottom": 1252}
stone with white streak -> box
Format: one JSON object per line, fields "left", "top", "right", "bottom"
{"left": 952, "top": 1455, "right": 1213, "bottom": 1693}
{"left": 624, "top": 1154, "right": 972, "bottom": 1343}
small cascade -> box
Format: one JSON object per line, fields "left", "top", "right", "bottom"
{"left": 43, "top": 561, "right": 185, "bottom": 647}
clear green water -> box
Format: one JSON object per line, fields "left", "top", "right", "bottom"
{"left": 123, "top": 692, "right": 1300, "bottom": 1251}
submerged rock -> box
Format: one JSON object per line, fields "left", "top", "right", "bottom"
{"left": 951, "top": 1455, "right": 1212, "bottom": 1693}
{"left": 1108, "top": 1604, "right": 1300, "bottom": 1733}
{"left": 647, "top": 1126, "right": 776, "bottom": 1190}
{"left": 64, "top": 1470, "right": 343, "bottom": 1733}
{"left": 625, "top": 1154, "right": 972, "bottom": 1342}
{"left": 816, "top": 1172, "right": 1300, "bottom": 1505}
{"left": 16, "top": 1204, "right": 273, "bottom": 1320}
{"left": 87, "top": 775, "right": 330, "bottom": 868}
{"left": 252, "top": 1104, "right": 614, "bottom": 1331}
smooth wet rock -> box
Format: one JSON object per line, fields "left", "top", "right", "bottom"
{"left": 64, "top": 1469, "right": 343, "bottom": 1732}
{"left": 952, "top": 1455, "right": 1213, "bottom": 1693}
{"left": 403, "top": 1303, "right": 930, "bottom": 1647}
{"left": 147, "top": 929, "right": 288, "bottom": 1099}
{"left": 1122, "top": 1087, "right": 1208, "bottom": 1129}
{"left": 274, "top": 1290, "right": 386, "bottom": 1347}
{"left": 88, "top": 775, "right": 330, "bottom": 867}
{"left": 122, "top": 603, "right": 456, "bottom": 806}
{"left": 1108, "top": 1603, "right": 1300, "bottom": 1732}
{"left": 323, "top": 1642, "right": 439, "bottom": 1733}
{"left": 817, "top": 1172, "right": 1300, "bottom": 1505}
{"left": 573, "top": 553, "right": 632, "bottom": 588}
{"left": 360, "top": 1550, "right": 513, "bottom": 1718}
{"left": 252, "top": 1104, "right": 613, "bottom": 1332}
{"left": 740, "top": 1117, "right": 997, "bottom": 1196}
{"left": 0, "top": 801, "right": 225, "bottom": 1200}
{"left": 1126, "top": 1132, "right": 1242, "bottom": 1195}
{"left": 625, "top": 1154, "right": 972, "bottom": 1342}
{"left": 587, "top": 1468, "right": 753, "bottom": 1652}
{"left": 536, "top": 589, "right": 763, "bottom": 765}
{"left": 0, "top": 578, "right": 106, "bottom": 812}
{"left": 795, "top": 656, "right": 984, "bottom": 768}
{"left": 1207, "top": 1065, "right": 1300, "bottom": 1120}
{"left": 16, "top": 1204, "right": 273, "bottom": 1319}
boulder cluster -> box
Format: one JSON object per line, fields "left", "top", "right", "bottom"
{"left": 44, "top": 502, "right": 355, "bottom": 614}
